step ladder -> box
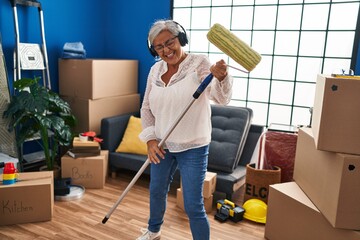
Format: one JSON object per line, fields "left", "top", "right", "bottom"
{"left": 10, "top": 0, "right": 51, "bottom": 89}
{"left": 9, "top": 0, "right": 52, "bottom": 171}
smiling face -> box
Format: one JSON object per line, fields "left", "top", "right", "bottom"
{"left": 152, "top": 30, "right": 186, "bottom": 67}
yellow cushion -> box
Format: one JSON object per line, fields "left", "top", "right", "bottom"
{"left": 116, "top": 116, "right": 148, "bottom": 155}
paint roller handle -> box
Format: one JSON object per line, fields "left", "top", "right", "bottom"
{"left": 103, "top": 73, "right": 213, "bottom": 224}
{"left": 193, "top": 73, "right": 214, "bottom": 99}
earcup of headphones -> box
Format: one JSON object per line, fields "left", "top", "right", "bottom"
{"left": 177, "top": 31, "right": 188, "bottom": 46}
{"left": 148, "top": 44, "right": 158, "bottom": 57}
{"left": 174, "top": 20, "right": 188, "bottom": 46}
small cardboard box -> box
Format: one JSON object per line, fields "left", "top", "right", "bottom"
{"left": 181, "top": 171, "right": 217, "bottom": 199}
{"left": 203, "top": 171, "right": 217, "bottom": 199}
{"left": 176, "top": 188, "right": 213, "bottom": 213}
{"left": 61, "top": 150, "right": 109, "bottom": 189}
{"left": 61, "top": 93, "right": 140, "bottom": 134}
{"left": 59, "top": 59, "right": 138, "bottom": 99}
{"left": 265, "top": 182, "right": 360, "bottom": 240}
{"left": 293, "top": 127, "right": 360, "bottom": 230}
{"left": 0, "top": 171, "right": 54, "bottom": 226}
{"left": 312, "top": 74, "right": 360, "bottom": 155}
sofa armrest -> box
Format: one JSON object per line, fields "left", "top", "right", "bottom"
{"left": 101, "top": 112, "right": 139, "bottom": 152}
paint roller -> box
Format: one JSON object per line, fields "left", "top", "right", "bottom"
{"left": 207, "top": 23, "right": 262, "bottom": 73}
{"left": 102, "top": 23, "right": 262, "bottom": 224}
{"left": 193, "top": 23, "right": 261, "bottom": 98}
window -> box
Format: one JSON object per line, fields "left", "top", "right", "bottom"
{"left": 172, "top": 0, "right": 360, "bottom": 127}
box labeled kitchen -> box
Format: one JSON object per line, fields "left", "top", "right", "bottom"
{"left": 0, "top": 171, "right": 54, "bottom": 226}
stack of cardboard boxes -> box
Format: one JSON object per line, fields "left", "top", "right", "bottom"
{"left": 58, "top": 59, "right": 139, "bottom": 190}
{"left": 265, "top": 74, "right": 360, "bottom": 239}
{"left": 176, "top": 171, "right": 217, "bottom": 213}
{"left": 59, "top": 59, "right": 140, "bottom": 134}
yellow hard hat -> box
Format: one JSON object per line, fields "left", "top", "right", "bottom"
{"left": 242, "top": 199, "right": 267, "bottom": 224}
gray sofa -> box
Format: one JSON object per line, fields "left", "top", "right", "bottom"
{"left": 101, "top": 105, "right": 264, "bottom": 199}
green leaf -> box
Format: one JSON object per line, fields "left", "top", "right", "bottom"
{"left": 2, "top": 77, "right": 77, "bottom": 170}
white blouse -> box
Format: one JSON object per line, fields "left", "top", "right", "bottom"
{"left": 139, "top": 53, "right": 233, "bottom": 152}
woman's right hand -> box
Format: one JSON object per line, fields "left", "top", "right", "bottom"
{"left": 147, "top": 140, "right": 166, "bottom": 164}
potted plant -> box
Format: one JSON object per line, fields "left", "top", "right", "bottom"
{"left": 3, "top": 77, "right": 77, "bottom": 172}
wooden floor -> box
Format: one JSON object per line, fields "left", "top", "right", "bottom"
{"left": 0, "top": 170, "right": 266, "bottom": 240}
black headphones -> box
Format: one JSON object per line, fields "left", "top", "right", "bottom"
{"left": 148, "top": 20, "right": 188, "bottom": 57}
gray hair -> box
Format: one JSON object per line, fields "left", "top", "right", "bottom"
{"left": 148, "top": 20, "right": 181, "bottom": 46}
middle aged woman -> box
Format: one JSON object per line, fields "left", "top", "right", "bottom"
{"left": 137, "top": 19, "right": 233, "bottom": 240}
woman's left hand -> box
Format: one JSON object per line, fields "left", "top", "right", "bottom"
{"left": 210, "top": 59, "right": 228, "bottom": 82}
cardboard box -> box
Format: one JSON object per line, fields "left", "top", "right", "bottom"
{"left": 265, "top": 182, "right": 360, "bottom": 240}
{"left": 176, "top": 188, "right": 213, "bottom": 213}
{"left": 312, "top": 74, "right": 360, "bottom": 155}
{"left": 62, "top": 94, "right": 140, "bottom": 134}
{"left": 293, "top": 127, "right": 360, "bottom": 230}
{"left": 59, "top": 59, "right": 138, "bottom": 99}
{"left": 61, "top": 150, "right": 109, "bottom": 189}
{"left": 203, "top": 171, "right": 217, "bottom": 199}
{"left": 0, "top": 171, "right": 54, "bottom": 226}
{"left": 181, "top": 171, "right": 217, "bottom": 199}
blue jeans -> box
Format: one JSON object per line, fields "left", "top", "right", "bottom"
{"left": 148, "top": 145, "right": 210, "bottom": 240}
